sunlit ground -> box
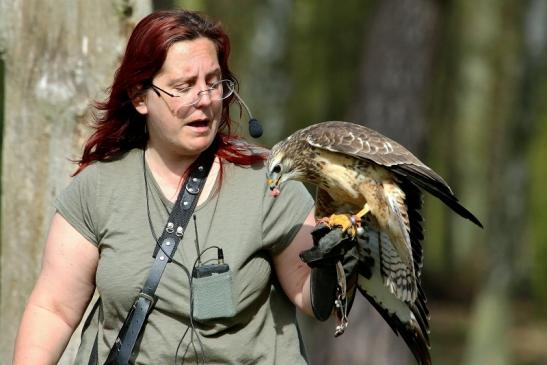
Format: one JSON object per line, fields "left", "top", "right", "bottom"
{"left": 430, "top": 300, "right": 547, "bottom": 365}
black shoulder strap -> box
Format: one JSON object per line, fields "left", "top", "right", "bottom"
{"left": 86, "top": 298, "right": 101, "bottom": 365}
{"left": 90, "top": 152, "right": 214, "bottom": 365}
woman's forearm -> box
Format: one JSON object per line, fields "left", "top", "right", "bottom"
{"left": 273, "top": 209, "right": 316, "bottom": 317}
{"left": 13, "top": 300, "right": 76, "bottom": 365}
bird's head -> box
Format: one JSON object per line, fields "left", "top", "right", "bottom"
{"left": 266, "top": 138, "right": 306, "bottom": 198}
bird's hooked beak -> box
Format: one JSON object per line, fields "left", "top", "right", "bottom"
{"left": 267, "top": 178, "right": 281, "bottom": 198}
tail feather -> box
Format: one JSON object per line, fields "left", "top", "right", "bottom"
{"left": 417, "top": 285, "right": 430, "bottom": 319}
{"left": 394, "top": 164, "right": 483, "bottom": 228}
{"left": 359, "top": 287, "right": 432, "bottom": 365}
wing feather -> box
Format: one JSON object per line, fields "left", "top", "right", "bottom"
{"left": 384, "top": 194, "right": 416, "bottom": 302}
{"left": 301, "top": 121, "right": 482, "bottom": 227}
{"left": 303, "top": 121, "right": 425, "bottom": 168}
{"left": 273, "top": 122, "right": 439, "bottom": 365}
{"left": 356, "top": 226, "right": 431, "bottom": 365}
{"left": 392, "top": 164, "right": 483, "bottom": 227}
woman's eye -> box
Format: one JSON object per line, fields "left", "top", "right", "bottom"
{"left": 208, "top": 80, "right": 220, "bottom": 88}
{"left": 175, "top": 87, "right": 191, "bottom": 94}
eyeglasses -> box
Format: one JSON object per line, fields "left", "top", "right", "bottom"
{"left": 150, "top": 79, "right": 235, "bottom": 107}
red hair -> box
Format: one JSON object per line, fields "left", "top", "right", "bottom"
{"left": 75, "top": 10, "right": 266, "bottom": 175}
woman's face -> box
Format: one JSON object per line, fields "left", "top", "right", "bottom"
{"left": 135, "top": 37, "right": 223, "bottom": 160}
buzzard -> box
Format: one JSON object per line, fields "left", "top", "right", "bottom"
{"left": 266, "top": 121, "right": 482, "bottom": 365}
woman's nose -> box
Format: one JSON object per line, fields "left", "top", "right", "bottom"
{"left": 194, "top": 89, "right": 213, "bottom": 108}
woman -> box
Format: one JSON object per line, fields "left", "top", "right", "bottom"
{"left": 13, "top": 10, "right": 315, "bottom": 364}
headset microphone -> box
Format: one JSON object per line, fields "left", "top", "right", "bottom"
{"left": 232, "top": 90, "right": 263, "bottom": 138}
{"left": 248, "top": 118, "right": 263, "bottom": 139}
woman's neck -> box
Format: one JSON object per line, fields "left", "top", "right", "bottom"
{"left": 144, "top": 144, "right": 219, "bottom": 204}
{"left": 144, "top": 145, "right": 197, "bottom": 200}
{"left": 146, "top": 145, "right": 196, "bottom": 176}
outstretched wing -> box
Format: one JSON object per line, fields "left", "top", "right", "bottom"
{"left": 356, "top": 208, "right": 430, "bottom": 365}
{"left": 354, "top": 167, "right": 430, "bottom": 364}
{"left": 304, "top": 121, "right": 423, "bottom": 164}
{"left": 303, "top": 121, "right": 482, "bottom": 227}
{"left": 357, "top": 255, "right": 431, "bottom": 365}
{"left": 266, "top": 120, "right": 486, "bottom": 365}
{"left": 314, "top": 155, "right": 418, "bottom": 303}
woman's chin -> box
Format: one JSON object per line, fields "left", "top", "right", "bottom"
{"left": 180, "top": 137, "right": 216, "bottom": 156}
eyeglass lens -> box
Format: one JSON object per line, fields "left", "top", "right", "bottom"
{"left": 181, "top": 80, "right": 233, "bottom": 106}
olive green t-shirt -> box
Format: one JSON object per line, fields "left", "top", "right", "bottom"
{"left": 55, "top": 148, "right": 314, "bottom": 364}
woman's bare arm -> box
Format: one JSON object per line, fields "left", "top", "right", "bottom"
{"left": 272, "top": 208, "right": 316, "bottom": 317}
{"left": 13, "top": 213, "right": 99, "bottom": 365}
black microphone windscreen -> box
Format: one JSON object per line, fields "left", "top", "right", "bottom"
{"left": 248, "top": 118, "right": 263, "bottom": 138}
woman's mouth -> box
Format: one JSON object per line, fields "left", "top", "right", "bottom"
{"left": 186, "top": 119, "right": 211, "bottom": 132}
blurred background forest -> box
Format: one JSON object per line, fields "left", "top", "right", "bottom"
{"left": 1, "top": 0, "right": 547, "bottom": 364}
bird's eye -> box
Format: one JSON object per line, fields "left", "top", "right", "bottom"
{"left": 272, "top": 165, "right": 281, "bottom": 174}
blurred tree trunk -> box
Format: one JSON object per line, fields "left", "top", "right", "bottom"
{"left": 301, "top": 1, "right": 441, "bottom": 364}
{"left": 467, "top": 1, "right": 547, "bottom": 362}
{"left": 528, "top": 0, "right": 547, "bottom": 314}
{"left": 347, "top": 1, "right": 439, "bottom": 156}
{"left": 461, "top": 0, "right": 527, "bottom": 361}
{"left": 200, "top": 0, "right": 288, "bottom": 143}
{"left": 286, "top": 0, "right": 375, "bottom": 136}
{"left": 0, "top": 1, "right": 151, "bottom": 363}
{"left": 426, "top": 0, "right": 532, "bottom": 364}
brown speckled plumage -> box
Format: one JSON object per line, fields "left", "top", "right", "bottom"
{"left": 267, "top": 121, "right": 483, "bottom": 365}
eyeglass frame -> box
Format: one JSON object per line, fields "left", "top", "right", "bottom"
{"left": 149, "top": 79, "right": 235, "bottom": 107}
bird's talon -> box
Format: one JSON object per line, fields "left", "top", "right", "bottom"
{"left": 325, "top": 213, "right": 360, "bottom": 238}
{"left": 317, "top": 217, "right": 330, "bottom": 225}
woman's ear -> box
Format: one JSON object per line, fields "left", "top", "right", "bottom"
{"left": 129, "top": 87, "right": 148, "bottom": 115}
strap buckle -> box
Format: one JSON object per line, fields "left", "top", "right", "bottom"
{"left": 136, "top": 292, "right": 156, "bottom": 313}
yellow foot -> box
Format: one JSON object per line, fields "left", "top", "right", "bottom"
{"left": 355, "top": 204, "right": 371, "bottom": 219}
{"left": 322, "top": 213, "right": 361, "bottom": 238}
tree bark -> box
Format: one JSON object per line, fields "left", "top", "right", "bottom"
{"left": 0, "top": 1, "right": 151, "bottom": 363}
{"left": 348, "top": 0, "right": 439, "bottom": 156}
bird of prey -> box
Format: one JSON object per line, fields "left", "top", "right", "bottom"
{"left": 266, "top": 121, "right": 482, "bottom": 365}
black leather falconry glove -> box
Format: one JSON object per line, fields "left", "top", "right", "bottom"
{"left": 300, "top": 223, "right": 359, "bottom": 334}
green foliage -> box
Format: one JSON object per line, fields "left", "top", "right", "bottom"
{"left": 529, "top": 59, "right": 547, "bottom": 312}
{"left": 174, "top": 0, "right": 375, "bottom": 144}
{"left": 0, "top": 57, "right": 4, "bottom": 156}
{"left": 285, "top": 0, "right": 376, "bottom": 131}
{"left": 0, "top": 56, "right": 3, "bottom": 290}
{"left": 424, "top": 0, "right": 492, "bottom": 280}
{"left": 464, "top": 284, "right": 512, "bottom": 365}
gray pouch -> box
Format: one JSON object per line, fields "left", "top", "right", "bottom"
{"left": 192, "top": 267, "right": 236, "bottom": 320}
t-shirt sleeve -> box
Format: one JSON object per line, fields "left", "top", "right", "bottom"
{"left": 262, "top": 180, "right": 314, "bottom": 254}
{"left": 54, "top": 164, "right": 101, "bottom": 246}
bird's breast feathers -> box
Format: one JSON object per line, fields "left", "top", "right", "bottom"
{"left": 313, "top": 149, "right": 391, "bottom": 206}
